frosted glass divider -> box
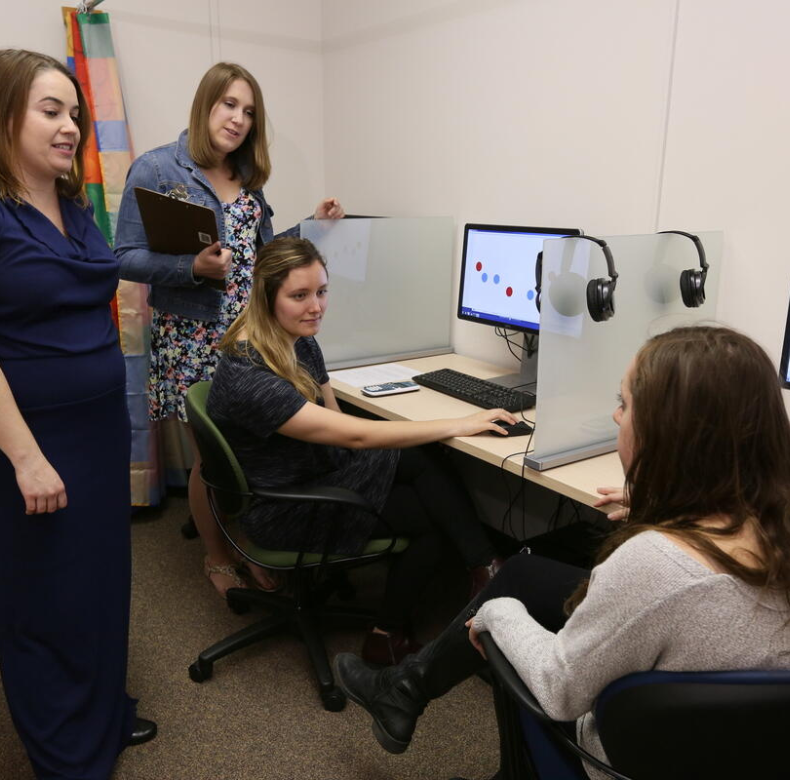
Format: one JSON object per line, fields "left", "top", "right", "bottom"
{"left": 300, "top": 217, "right": 454, "bottom": 368}
{"left": 526, "top": 231, "right": 722, "bottom": 471}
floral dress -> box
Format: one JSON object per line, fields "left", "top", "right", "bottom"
{"left": 149, "top": 189, "right": 262, "bottom": 422}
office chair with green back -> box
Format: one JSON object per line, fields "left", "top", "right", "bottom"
{"left": 184, "top": 381, "right": 408, "bottom": 711}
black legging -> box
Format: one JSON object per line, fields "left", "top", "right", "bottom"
{"left": 479, "top": 549, "right": 590, "bottom": 633}
{"left": 370, "top": 445, "right": 497, "bottom": 630}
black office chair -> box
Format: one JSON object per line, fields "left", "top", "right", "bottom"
{"left": 184, "top": 381, "right": 408, "bottom": 711}
{"left": 479, "top": 631, "right": 790, "bottom": 780}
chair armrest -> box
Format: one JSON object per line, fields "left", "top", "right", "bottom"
{"left": 480, "top": 632, "right": 554, "bottom": 722}
{"left": 479, "top": 632, "right": 635, "bottom": 780}
{"left": 251, "top": 484, "right": 377, "bottom": 514}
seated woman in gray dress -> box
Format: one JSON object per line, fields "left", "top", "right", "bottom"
{"left": 334, "top": 325, "right": 790, "bottom": 778}
{"left": 207, "top": 236, "right": 514, "bottom": 665}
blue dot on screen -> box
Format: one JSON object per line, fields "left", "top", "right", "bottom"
{"left": 493, "top": 274, "right": 500, "bottom": 284}
{"left": 481, "top": 273, "right": 488, "bottom": 282}
{"left": 527, "top": 290, "right": 535, "bottom": 300}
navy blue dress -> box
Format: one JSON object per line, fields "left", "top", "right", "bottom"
{"left": 0, "top": 197, "right": 136, "bottom": 779}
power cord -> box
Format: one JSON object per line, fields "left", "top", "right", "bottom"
{"left": 498, "top": 422, "right": 537, "bottom": 539}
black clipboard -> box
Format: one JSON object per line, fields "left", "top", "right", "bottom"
{"left": 134, "top": 186, "right": 225, "bottom": 290}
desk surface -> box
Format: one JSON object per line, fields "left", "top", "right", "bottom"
{"left": 330, "top": 353, "right": 625, "bottom": 510}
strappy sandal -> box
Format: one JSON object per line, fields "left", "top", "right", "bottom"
{"left": 203, "top": 555, "right": 246, "bottom": 598}
{"left": 240, "top": 560, "right": 285, "bottom": 593}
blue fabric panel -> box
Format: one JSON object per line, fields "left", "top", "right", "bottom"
{"left": 520, "top": 709, "right": 586, "bottom": 779}
{"left": 127, "top": 394, "right": 149, "bottom": 430}
{"left": 130, "top": 429, "right": 149, "bottom": 462}
{"left": 125, "top": 353, "right": 148, "bottom": 391}
{"left": 95, "top": 120, "right": 129, "bottom": 152}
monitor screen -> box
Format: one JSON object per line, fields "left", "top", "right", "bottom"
{"left": 780, "top": 294, "right": 790, "bottom": 389}
{"left": 457, "top": 223, "right": 583, "bottom": 335}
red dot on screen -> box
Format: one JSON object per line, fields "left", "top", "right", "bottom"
{"left": 506, "top": 287, "right": 513, "bottom": 297}
{"left": 476, "top": 262, "right": 483, "bottom": 272}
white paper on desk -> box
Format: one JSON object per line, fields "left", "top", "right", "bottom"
{"left": 328, "top": 363, "right": 419, "bottom": 388}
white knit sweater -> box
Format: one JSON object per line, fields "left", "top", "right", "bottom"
{"left": 472, "top": 530, "right": 790, "bottom": 779}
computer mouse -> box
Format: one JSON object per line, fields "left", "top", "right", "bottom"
{"left": 489, "top": 420, "right": 533, "bottom": 436}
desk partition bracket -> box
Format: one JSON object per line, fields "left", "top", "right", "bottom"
{"left": 524, "top": 438, "right": 617, "bottom": 472}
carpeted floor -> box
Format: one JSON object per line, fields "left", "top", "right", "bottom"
{"left": 0, "top": 495, "right": 500, "bottom": 779}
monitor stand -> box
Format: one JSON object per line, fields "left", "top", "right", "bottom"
{"left": 487, "top": 334, "right": 538, "bottom": 390}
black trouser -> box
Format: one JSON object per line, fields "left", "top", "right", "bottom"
{"left": 479, "top": 549, "right": 589, "bottom": 632}
{"left": 370, "top": 445, "right": 497, "bottom": 631}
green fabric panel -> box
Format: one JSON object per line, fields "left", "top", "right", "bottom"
{"left": 85, "top": 182, "right": 112, "bottom": 243}
{"left": 78, "top": 12, "right": 115, "bottom": 58}
{"left": 240, "top": 536, "right": 409, "bottom": 568}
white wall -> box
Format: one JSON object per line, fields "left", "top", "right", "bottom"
{"left": 1, "top": 0, "right": 326, "bottom": 231}
{"left": 321, "top": 0, "right": 790, "bottom": 400}
{"left": 5, "top": 0, "right": 790, "bottom": 391}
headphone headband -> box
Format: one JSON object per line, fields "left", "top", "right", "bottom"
{"left": 571, "top": 235, "right": 618, "bottom": 283}
{"left": 657, "top": 230, "right": 708, "bottom": 274}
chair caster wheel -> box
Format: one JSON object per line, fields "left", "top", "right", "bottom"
{"left": 321, "top": 686, "right": 346, "bottom": 712}
{"left": 181, "top": 515, "right": 199, "bottom": 539}
{"left": 189, "top": 659, "right": 213, "bottom": 683}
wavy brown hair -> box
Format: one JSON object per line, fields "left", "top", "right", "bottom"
{"left": 221, "top": 237, "right": 327, "bottom": 401}
{"left": 0, "top": 49, "right": 91, "bottom": 202}
{"left": 187, "top": 62, "right": 271, "bottom": 190}
{"left": 567, "top": 326, "right": 790, "bottom": 613}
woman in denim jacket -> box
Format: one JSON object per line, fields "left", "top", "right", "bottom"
{"left": 115, "top": 61, "right": 343, "bottom": 597}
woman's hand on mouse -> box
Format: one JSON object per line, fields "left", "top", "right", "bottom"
{"left": 450, "top": 408, "right": 516, "bottom": 437}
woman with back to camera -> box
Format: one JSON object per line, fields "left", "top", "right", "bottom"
{"left": 207, "top": 236, "right": 510, "bottom": 664}
{"left": 114, "top": 62, "right": 344, "bottom": 598}
{"left": 0, "top": 49, "right": 155, "bottom": 779}
{"left": 334, "top": 325, "right": 790, "bottom": 777}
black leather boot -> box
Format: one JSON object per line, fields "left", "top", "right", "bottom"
{"left": 334, "top": 595, "right": 487, "bottom": 754}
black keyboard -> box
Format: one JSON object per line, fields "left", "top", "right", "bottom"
{"left": 412, "top": 368, "right": 535, "bottom": 412}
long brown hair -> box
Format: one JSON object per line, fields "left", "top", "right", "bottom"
{"left": 222, "top": 237, "right": 327, "bottom": 401}
{"left": 187, "top": 62, "right": 271, "bottom": 190}
{"left": 0, "top": 49, "right": 91, "bottom": 202}
{"left": 567, "top": 326, "right": 790, "bottom": 613}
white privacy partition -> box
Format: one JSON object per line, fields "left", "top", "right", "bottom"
{"left": 301, "top": 218, "right": 454, "bottom": 368}
{"left": 526, "top": 231, "right": 723, "bottom": 471}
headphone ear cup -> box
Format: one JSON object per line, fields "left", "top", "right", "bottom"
{"left": 536, "top": 289, "right": 541, "bottom": 312}
{"left": 587, "top": 278, "right": 614, "bottom": 322}
{"left": 587, "top": 278, "right": 604, "bottom": 322}
{"left": 680, "top": 268, "right": 704, "bottom": 307}
{"left": 599, "top": 280, "right": 614, "bottom": 321}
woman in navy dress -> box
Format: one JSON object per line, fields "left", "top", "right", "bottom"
{"left": 0, "top": 49, "right": 154, "bottom": 779}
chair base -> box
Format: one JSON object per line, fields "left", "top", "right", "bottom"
{"left": 188, "top": 584, "right": 374, "bottom": 712}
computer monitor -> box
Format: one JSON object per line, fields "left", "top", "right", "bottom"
{"left": 458, "top": 223, "right": 583, "bottom": 335}
{"left": 457, "top": 223, "right": 582, "bottom": 387}
{"left": 779, "top": 295, "right": 790, "bottom": 389}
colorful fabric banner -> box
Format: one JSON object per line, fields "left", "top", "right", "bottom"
{"left": 63, "top": 7, "right": 174, "bottom": 505}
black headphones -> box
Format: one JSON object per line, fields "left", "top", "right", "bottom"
{"left": 657, "top": 230, "right": 708, "bottom": 308}
{"left": 536, "top": 236, "right": 617, "bottom": 321}
{"left": 576, "top": 236, "right": 618, "bottom": 322}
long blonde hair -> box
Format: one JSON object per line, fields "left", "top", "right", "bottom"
{"left": 188, "top": 62, "right": 270, "bottom": 189}
{"left": 222, "top": 237, "right": 327, "bottom": 401}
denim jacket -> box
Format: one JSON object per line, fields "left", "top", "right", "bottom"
{"left": 114, "top": 130, "right": 299, "bottom": 321}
